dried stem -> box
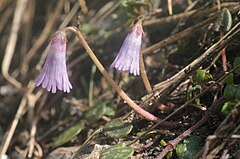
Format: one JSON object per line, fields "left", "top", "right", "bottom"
{"left": 1, "top": 0, "right": 28, "bottom": 88}
{"left": 156, "top": 93, "right": 226, "bottom": 158}
{"left": 153, "top": 20, "right": 240, "bottom": 95}
{"left": 0, "top": 97, "right": 27, "bottom": 155}
{"left": 65, "top": 26, "right": 159, "bottom": 122}
{"left": 127, "top": 67, "right": 237, "bottom": 146}
{"left": 142, "top": 17, "right": 215, "bottom": 55}
{"left": 0, "top": 81, "right": 42, "bottom": 156}
{"left": 143, "top": 2, "right": 239, "bottom": 27}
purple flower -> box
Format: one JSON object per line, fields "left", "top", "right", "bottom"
{"left": 111, "top": 22, "right": 143, "bottom": 76}
{"left": 35, "top": 31, "right": 72, "bottom": 93}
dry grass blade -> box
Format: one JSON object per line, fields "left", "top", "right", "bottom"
{"left": 1, "top": 0, "right": 28, "bottom": 88}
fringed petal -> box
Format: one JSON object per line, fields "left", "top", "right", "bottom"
{"left": 111, "top": 22, "right": 143, "bottom": 76}
{"left": 35, "top": 31, "right": 72, "bottom": 93}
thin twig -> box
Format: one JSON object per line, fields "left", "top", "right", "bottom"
{"left": 0, "top": 81, "right": 42, "bottom": 156}
{"left": 142, "top": 4, "right": 240, "bottom": 56}
{"left": 1, "top": 0, "right": 28, "bottom": 88}
{"left": 156, "top": 110, "right": 209, "bottom": 159}
{"left": 138, "top": 22, "right": 239, "bottom": 114}
{"left": 220, "top": 32, "right": 227, "bottom": 72}
{"left": 127, "top": 66, "right": 237, "bottom": 146}
{"left": 153, "top": 21, "right": 240, "bottom": 96}
{"left": 0, "top": 96, "right": 28, "bottom": 155}
{"left": 157, "top": 91, "right": 227, "bottom": 158}
{"left": 26, "top": 90, "right": 43, "bottom": 158}
{"left": 142, "top": 17, "right": 215, "bottom": 55}
{"left": 134, "top": 135, "right": 161, "bottom": 152}
{"left": 203, "top": 106, "right": 240, "bottom": 158}
{"left": 143, "top": 2, "right": 239, "bottom": 27}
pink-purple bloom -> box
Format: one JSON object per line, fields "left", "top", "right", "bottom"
{"left": 111, "top": 22, "right": 143, "bottom": 76}
{"left": 35, "top": 31, "right": 72, "bottom": 93}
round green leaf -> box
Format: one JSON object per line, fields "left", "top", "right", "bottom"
{"left": 103, "top": 118, "right": 133, "bottom": 138}
{"left": 84, "top": 102, "right": 106, "bottom": 124}
{"left": 176, "top": 135, "right": 203, "bottom": 159}
{"left": 219, "top": 8, "right": 232, "bottom": 32}
{"left": 53, "top": 122, "right": 85, "bottom": 148}
{"left": 215, "top": 8, "right": 232, "bottom": 32}
{"left": 100, "top": 144, "right": 133, "bottom": 159}
{"left": 223, "top": 84, "right": 236, "bottom": 100}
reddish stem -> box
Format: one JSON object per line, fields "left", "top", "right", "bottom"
{"left": 156, "top": 113, "right": 209, "bottom": 159}
{"left": 221, "top": 32, "right": 227, "bottom": 72}
{"left": 221, "top": 47, "right": 227, "bottom": 71}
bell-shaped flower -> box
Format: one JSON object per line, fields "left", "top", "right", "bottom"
{"left": 111, "top": 21, "right": 143, "bottom": 76}
{"left": 35, "top": 31, "right": 72, "bottom": 93}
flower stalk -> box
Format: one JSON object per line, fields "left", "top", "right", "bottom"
{"left": 110, "top": 19, "right": 152, "bottom": 93}
{"left": 65, "top": 26, "right": 159, "bottom": 122}
{"left": 140, "top": 50, "right": 152, "bottom": 93}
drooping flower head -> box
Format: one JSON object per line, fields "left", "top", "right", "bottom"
{"left": 35, "top": 31, "right": 72, "bottom": 93}
{"left": 111, "top": 20, "right": 143, "bottom": 76}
